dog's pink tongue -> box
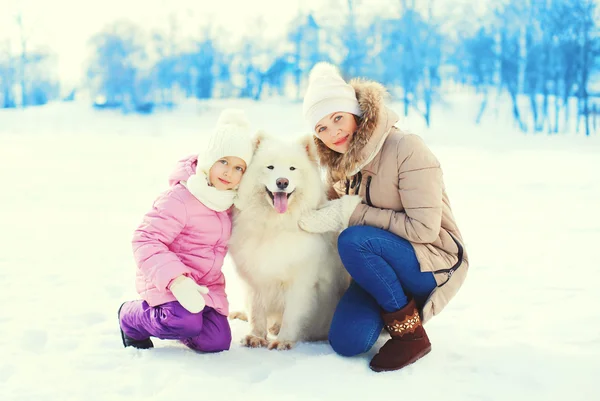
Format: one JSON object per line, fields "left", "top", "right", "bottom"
{"left": 274, "top": 192, "right": 288, "bottom": 213}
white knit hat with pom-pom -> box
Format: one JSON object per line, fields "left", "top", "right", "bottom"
{"left": 302, "top": 62, "right": 362, "bottom": 131}
{"left": 199, "top": 108, "right": 254, "bottom": 173}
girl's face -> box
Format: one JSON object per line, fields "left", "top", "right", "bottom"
{"left": 314, "top": 112, "right": 358, "bottom": 154}
{"left": 208, "top": 156, "right": 247, "bottom": 190}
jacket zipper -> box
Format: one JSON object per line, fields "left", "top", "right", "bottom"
{"left": 365, "top": 176, "right": 373, "bottom": 206}
{"left": 433, "top": 232, "right": 464, "bottom": 287}
{"left": 350, "top": 172, "right": 362, "bottom": 193}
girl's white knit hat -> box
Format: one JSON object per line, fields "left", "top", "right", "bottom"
{"left": 302, "top": 62, "right": 362, "bottom": 131}
{"left": 199, "top": 108, "right": 254, "bottom": 173}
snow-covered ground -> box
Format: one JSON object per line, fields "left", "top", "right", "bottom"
{"left": 0, "top": 98, "right": 598, "bottom": 401}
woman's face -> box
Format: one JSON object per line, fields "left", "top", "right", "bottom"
{"left": 314, "top": 112, "right": 358, "bottom": 154}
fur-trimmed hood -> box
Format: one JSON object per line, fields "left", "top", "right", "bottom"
{"left": 314, "top": 79, "right": 399, "bottom": 182}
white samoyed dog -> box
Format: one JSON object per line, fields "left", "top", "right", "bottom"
{"left": 229, "top": 133, "right": 350, "bottom": 351}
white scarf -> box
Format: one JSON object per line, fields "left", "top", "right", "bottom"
{"left": 183, "top": 171, "right": 236, "bottom": 212}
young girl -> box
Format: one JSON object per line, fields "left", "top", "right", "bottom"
{"left": 299, "top": 63, "right": 468, "bottom": 372}
{"left": 118, "top": 109, "right": 254, "bottom": 352}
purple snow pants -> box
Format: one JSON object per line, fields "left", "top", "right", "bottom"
{"left": 119, "top": 300, "right": 231, "bottom": 352}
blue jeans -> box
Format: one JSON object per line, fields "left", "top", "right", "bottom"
{"left": 329, "top": 226, "right": 437, "bottom": 357}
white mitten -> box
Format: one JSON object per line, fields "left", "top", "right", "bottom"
{"left": 169, "top": 275, "right": 210, "bottom": 314}
{"left": 233, "top": 193, "right": 246, "bottom": 211}
{"left": 299, "top": 195, "right": 362, "bottom": 233}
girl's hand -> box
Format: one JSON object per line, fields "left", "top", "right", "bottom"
{"left": 169, "top": 276, "right": 210, "bottom": 314}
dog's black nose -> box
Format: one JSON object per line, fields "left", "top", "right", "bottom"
{"left": 276, "top": 178, "right": 289, "bottom": 190}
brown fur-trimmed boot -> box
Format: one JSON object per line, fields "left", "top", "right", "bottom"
{"left": 369, "top": 299, "right": 431, "bottom": 372}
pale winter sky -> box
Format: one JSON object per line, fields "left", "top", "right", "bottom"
{"left": 0, "top": 0, "right": 488, "bottom": 87}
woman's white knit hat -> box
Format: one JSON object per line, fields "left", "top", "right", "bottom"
{"left": 199, "top": 108, "right": 254, "bottom": 173}
{"left": 302, "top": 62, "right": 362, "bottom": 131}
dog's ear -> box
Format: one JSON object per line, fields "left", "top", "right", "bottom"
{"left": 298, "top": 134, "right": 318, "bottom": 163}
{"left": 253, "top": 130, "right": 267, "bottom": 151}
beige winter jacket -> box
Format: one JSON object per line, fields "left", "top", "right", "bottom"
{"left": 315, "top": 79, "right": 469, "bottom": 323}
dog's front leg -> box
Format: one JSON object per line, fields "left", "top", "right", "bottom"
{"left": 241, "top": 293, "right": 268, "bottom": 348}
{"left": 268, "top": 282, "right": 316, "bottom": 351}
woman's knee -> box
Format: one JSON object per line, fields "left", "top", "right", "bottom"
{"left": 338, "top": 226, "right": 389, "bottom": 261}
{"left": 329, "top": 321, "right": 378, "bottom": 357}
{"left": 329, "top": 334, "right": 366, "bottom": 357}
{"left": 328, "top": 287, "right": 382, "bottom": 357}
{"left": 338, "top": 226, "right": 368, "bottom": 252}
{"left": 338, "top": 227, "right": 371, "bottom": 273}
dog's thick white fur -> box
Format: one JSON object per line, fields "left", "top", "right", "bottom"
{"left": 229, "top": 133, "right": 350, "bottom": 351}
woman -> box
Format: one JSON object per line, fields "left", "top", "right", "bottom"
{"left": 299, "top": 63, "right": 469, "bottom": 372}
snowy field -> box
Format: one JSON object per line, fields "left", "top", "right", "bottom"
{"left": 0, "top": 98, "right": 599, "bottom": 401}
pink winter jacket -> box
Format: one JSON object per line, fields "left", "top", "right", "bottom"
{"left": 132, "top": 156, "right": 230, "bottom": 316}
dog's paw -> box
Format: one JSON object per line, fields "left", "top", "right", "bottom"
{"left": 229, "top": 311, "right": 248, "bottom": 321}
{"left": 268, "top": 322, "right": 281, "bottom": 336}
{"left": 267, "top": 339, "right": 295, "bottom": 351}
{"left": 241, "top": 334, "right": 268, "bottom": 348}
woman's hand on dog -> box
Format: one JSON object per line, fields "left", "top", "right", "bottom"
{"left": 298, "top": 195, "right": 362, "bottom": 233}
